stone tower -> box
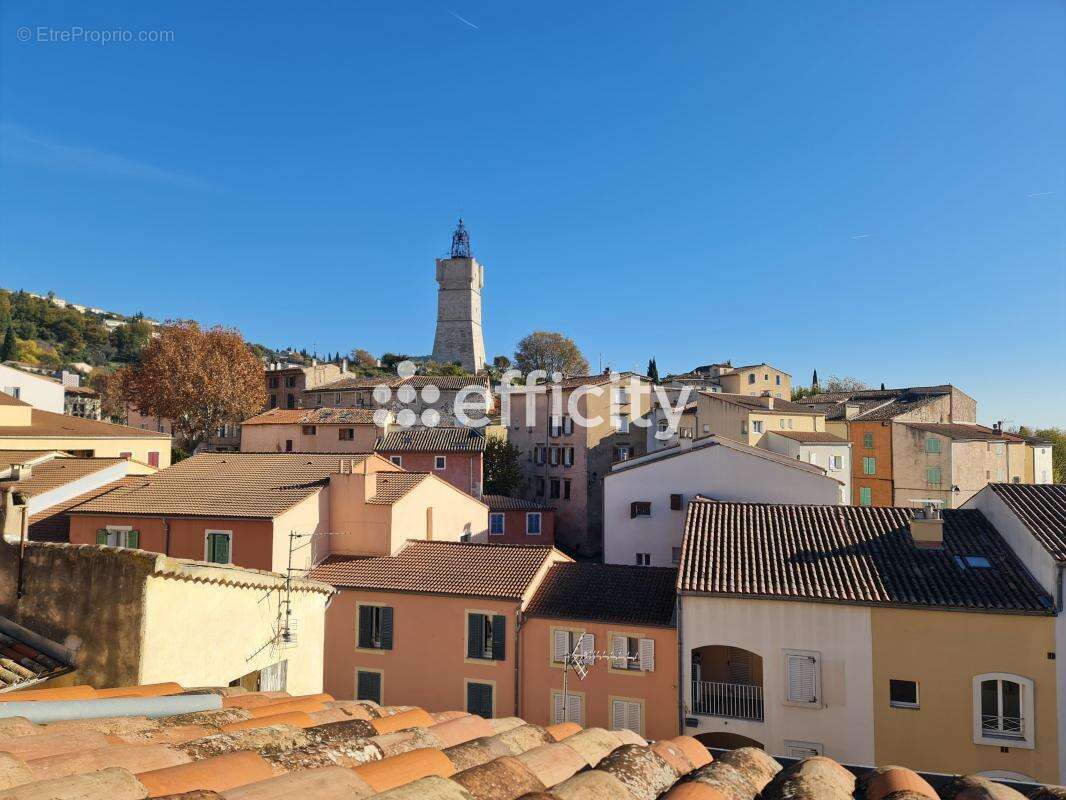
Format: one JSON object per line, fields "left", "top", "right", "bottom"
{"left": 432, "top": 219, "right": 486, "bottom": 373}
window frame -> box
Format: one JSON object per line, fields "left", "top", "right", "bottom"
{"left": 609, "top": 695, "right": 645, "bottom": 737}
{"left": 356, "top": 668, "right": 383, "bottom": 704}
{"left": 338, "top": 427, "right": 355, "bottom": 441}
{"left": 204, "top": 529, "right": 233, "bottom": 564}
{"left": 973, "top": 673, "right": 1034, "bottom": 749}
{"left": 465, "top": 679, "right": 496, "bottom": 718}
{"left": 551, "top": 688, "right": 585, "bottom": 725}
{"left": 863, "top": 432, "right": 874, "bottom": 449}
{"left": 434, "top": 455, "right": 447, "bottom": 470}
{"left": 526, "top": 512, "right": 542, "bottom": 535}
{"left": 389, "top": 455, "right": 403, "bottom": 467}
{"left": 489, "top": 512, "right": 506, "bottom": 536}
{"left": 356, "top": 602, "right": 394, "bottom": 651}
{"left": 859, "top": 486, "right": 873, "bottom": 506}
{"left": 863, "top": 456, "right": 877, "bottom": 475}
{"left": 783, "top": 648, "right": 822, "bottom": 708}
{"left": 926, "top": 437, "right": 940, "bottom": 454}
{"left": 889, "top": 679, "right": 920, "bottom": 709}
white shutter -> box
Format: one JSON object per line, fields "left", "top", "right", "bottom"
{"left": 626, "top": 702, "right": 642, "bottom": 735}
{"left": 578, "top": 633, "right": 594, "bottom": 665}
{"left": 611, "top": 635, "right": 627, "bottom": 669}
{"left": 553, "top": 630, "right": 570, "bottom": 663}
{"left": 566, "top": 694, "right": 583, "bottom": 725}
{"left": 638, "top": 638, "right": 655, "bottom": 672}
{"left": 611, "top": 699, "right": 627, "bottom": 731}
{"left": 786, "top": 651, "right": 819, "bottom": 705}
{"left": 552, "top": 692, "right": 566, "bottom": 724}
{"left": 549, "top": 447, "right": 558, "bottom": 465}
{"left": 784, "top": 740, "right": 823, "bottom": 759}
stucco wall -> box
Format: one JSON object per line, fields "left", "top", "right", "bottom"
{"left": 390, "top": 476, "right": 488, "bottom": 548}
{"left": 681, "top": 595, "right": 876, "bottom": 764}
{"left": 487, "top": 508, "right": 555, "bottom": 546}
{"left": 0, "top": 365, "right": 64, "bottom": 413}
{"left": 871, "top": 607, "right": 1059, "bottom": 783}
{"left": 851, "top": 421, "right": 893, "bottom": 506}
{"left": 0, "top": 435, "right": 171, "bottom": 470}
{"left": 323, "top": 589, "right": 518, "bottom": 714}
{"left": 603, "top": 442, "right": 841, "bottom": 567}
{"left": 142, "top": 562, "right": 329, "bottom": 695}
{"left": 376, "top": 451, "right": 483, "bottom": 497}
{"left": 520, "top": 616, "right": 678, "bottom": 739}
{"left": 241, "top": 422, "right": 382, "bottom": 453}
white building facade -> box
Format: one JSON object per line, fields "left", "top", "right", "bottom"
{"left": 758, "top": 430, "right": 852, "bottom": 504}
{"left": 0, "top": 364, "right": 64, "bottom": 414}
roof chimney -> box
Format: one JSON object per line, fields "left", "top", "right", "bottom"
{"left": 908, "top": 499, "right": 945, "bottom": 548}
{"left": 341, "top": 358, "right": 349, "bottom": 374}
{"left": 758, "top": 395, "right": 774, "bottom": 409}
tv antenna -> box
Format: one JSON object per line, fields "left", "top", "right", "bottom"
{"left": 280, "top": 529, "right": 347, "bottom": 645}
{"left": 559, "top": 635, "right": 637, "bottom": 723}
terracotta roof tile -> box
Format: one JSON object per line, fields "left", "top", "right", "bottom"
{"left": 0, "top": 458, "right": 126, "bottom": 498}
{"left": 0, "top": 409, "right": 170, "bottom": 440}
{"left": 0, "top": 450, "right": 64, "bottom": 471}
{"left": 29, "top": 477, "right": 149, "bottom": 542}
{"left": 525, "top": 563, "right": 677, "bottom": 627}
{"left": 763, "top": 430, "right": 849, "bottom": 444}
{"left": 904, "top": 422, "right": 1008, "bottom": 441}
{"left": 242, "top": 407, "right": 381, "bottom": 426}
{"left": 366, "top": 472, "right": 431, "bottom": 504}
{"left": 678, "top": 499, "right": 1053, "bottom": 613}
{"left": 482, "top": 494, "right": 553, "bottom": 512}
{"left": 0, "top": 392, "right": 30, "bottom": 407}
{"left": 308, "top": 540, "right": 562, "bottom": 598}
{"left": 70, "top": 453, "right": 369, "bottom": 519}
{"left": 376, "top": 427, "right": 486, "bottom": 453}
{"left": 987, "top": 483, "right": 1066, "bottom": 562}
{"left": 0, "top": 617, "right": 74, "bottom": 692}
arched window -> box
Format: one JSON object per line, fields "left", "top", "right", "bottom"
{"left": 747, "top": 373, "right": 756, "bottom": 385}
{"left": 972, "top": 673, "right": 1035, "bottom": 749}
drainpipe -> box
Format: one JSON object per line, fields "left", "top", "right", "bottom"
{"left": 514, "top": 607, "right": 523, "bottom": 718}
{"left": 162, "top": 516, "right": 170, "bottom": 556}
{"left": 677, "top": 593, "right": 685, "bottom": 735}
{"left": 1057, "top": 564, "right": 1064, "bottom": 613}
{"left": 16, "top": 499, "right": 28, "bottom": 599}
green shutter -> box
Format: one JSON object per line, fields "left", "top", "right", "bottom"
{"left": 208, "top": 533, "right": 231, "bottom": 564}
{"left": 926, "top": 438, "right": 940, "bottom": 454}
{"left": 491, "top": 615, "right": 506, "bottom": 661}
{"left": 96, "top": 529, "right": 108, "bottom": 545}
{"left": 468, "top": 613, "right": 485, "bottom": 659}
{"left": 863, "top": 433, "right": 874, "bottom": 448}
{"left": 127, "top": 530, "right": 140, "bottom": 549}
{"left": 358, "top": 606, "right": 373, "bottom": 649}
{"left": 927, "top": 467, "right": 942, "bottom": 485}
{"left": 357, "top": 670, "right": 381, "bottom": 703}
{"left": 859, "top": 487, "right": 872, "bottom": 506}
{"left": 467, "top": 682, "right": 493, "bottom": 718}
{"left": 380, "top": 607, "right": 394, "bottom": 650}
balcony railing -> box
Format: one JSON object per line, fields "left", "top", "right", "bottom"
{"left": 692, "top": 680, "right": 764, "bottom": 721}
{"left": 982, "top": 714, "right": 1024, "bottom": 740}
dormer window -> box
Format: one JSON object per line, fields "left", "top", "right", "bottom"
{"left": 955, "top": 555, "right": 991, "bottom": 569}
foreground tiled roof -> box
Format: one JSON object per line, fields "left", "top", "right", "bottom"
{"left": 0, "top": 457, "right": 125, "bottom": 498}
{"left": 763, "top": 430, "right": 849, "bottom": 444}
{"left": 0, "top": 408, "right": 170, "bottom": 439}
{"left": 0, "top": 450, "right": 63, "bottom": 473}
{"left": 0, "top": 391, "right": 30, "bottom": 406}
{"left": 904, "top": 422, "right": 1009, "bottom": 441}
{"left": 242, "top": 407, "right": 381, "bottom": 426}
{"left": 526, "top": 563, "right": 677, "bottom": 627}
{"left": 366, "top": 472, "right": 431, "bottom": 504}
{"left": 376, "top": 426, "right": 486, "bottom": 452}
{"left": 29, "top": 476, "right": 149, "bottom": 542}
{"left": 678, "top": 499, "right": 1053, "bottom": 613}
{"left": 988, "top": 483, "right": 1066, "bottom": 562}
{"left": 70, "top": 453, "right": 370, "bottom": 519}
{"left": 0, "top": 680, "right": 1053, "bottom": 799}
{"left": 308, "top": 540, "right": 563, "bottom": 598}
{"left": 483, "top": 494, "right": 554, "bottom": 512}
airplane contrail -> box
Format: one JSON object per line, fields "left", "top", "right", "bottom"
{"left": 448, "top": 10, "right": 480, "bottom": 29}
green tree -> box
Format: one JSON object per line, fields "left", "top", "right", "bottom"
{"left": 0, "top": 328, "right": 15, "bottom": 362}
{"left": 111, "top": 320, "right": 154, "bottom": 362}
{"left": 484, "top": 436, "right": 523, "bottom": 497}
{"left": 647, "top": 357, "right": 659, "bottom": 383}
{"left": 823, "top": 375, "right": 868, "bottom": 393}
{"left": 513, "top": 331, "right": 588, "bottom": 377}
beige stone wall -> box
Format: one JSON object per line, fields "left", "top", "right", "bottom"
{"left": 390, "top": 476, "right": 488, "bottom": 549}
{"left": 717, "top": 365, "right": 791, "bottom": 398}
{"left": 892, "top": 424, "right": 953, "bottom": 507}
{"left": 241, "top": 421, "right": 383, "bottom": 453}
{"left": 0, "top": 435, "right": 170, "bottom": 470}
{"left": 951, "top": 440, "right": 1009, "bottom": 506}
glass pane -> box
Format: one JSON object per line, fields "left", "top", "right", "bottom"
{"left": 981, "top": 679, "right": 999, "bottom": 720}
{"left": 1002, "top": 681, "right": 1021, "bottom": 719}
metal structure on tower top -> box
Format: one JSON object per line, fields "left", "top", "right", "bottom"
{"left": 450, "top": 218, "right": 472, "bottom": 258}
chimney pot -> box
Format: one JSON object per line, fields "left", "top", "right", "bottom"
{"left": 909, "top": 500, "right": 945, "bottom": 548}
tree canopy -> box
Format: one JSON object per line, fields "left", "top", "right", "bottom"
{"left": 484, "top": 436, "right": 523, "bottom": 497}
{"left": 513, "top": 331, "right": 589, "bottom": 377}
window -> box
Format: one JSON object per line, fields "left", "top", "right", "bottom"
{"left": 467, "top": 613, "right": 506, "bottom": 661}
{"left": 205, "top": 531, "right": 232, "bottom": 564}
{"left": 672, "top": 547, "right": 682, "bottom": 564}
{"left": 829, "top": 455, "right": 843, "bottom": 470}
{"left": 269, "top": 394, "right": 276, "bottom": 408}
{"left": 610, "top": 635, "right": 656, "bottom": 672}
{"left": 630, "top": 501, "right": 651, "bottom": 518}
{"left": 285, "top": 376, "right": 297, "bottom": 388}
{"left": 563, "top": 479, "right": 571, "bottom": 500}
{"left": 863, "top": 432, "right": 874, "bottom": 449}
{"left": 389, "top": 455, "right": 403, "bottom": 467}
{"left": 617, "top": 414, "right": 630, "bottom": 433}
{"left": 356, "top": 670, "right": 382, "bottom": 704}
{"left": 890, "top": 679, "right": 919, "bottom": 709}
{"left": 752, "top": 420, "right": 764, "bottom": 434}
{"left": 357, "top": 604, "right": 393, "bottom": 650}
{"left": 536, "top": 477, "right": 545, "bottom": 497}
{"left": 489, "top": 513, "right": 505, "bottom": 536}
{"left": 808, "top": 452, "right": 818, "bottom": 465}
{"left": 339, "top": 428, "right": 355, "bottom": 441}
{"left": 434, "top": 455, "right": 447, "bottom": 470}
{"left": 741, "top": 421, "right": 748, "bottom": 435}
{"left": 563, "top": 447, "right": 574, "bottom": 467}
{"left": 670, "top": 493, "right": 683, "bottom": 510}
{"left": 635, "top": 553, "right": 651, "bottom": 566}
{"left": 955, "top": 554, "right": 991, "bottom": 569}
{"left": 467, "top": 682, "right": 494, "bottom": 718}
{"left": 268, "top": 377, "right": 278, "bottom": 389}
{"left": 859, "top": 486, "right": 873, "bottom": 506}
{"left": 549, "top": 447, "right": 559, "bottom": 466}
{"left": 95, "top": 527, "right": 140, "bottom": 549}
{"left": 863, "top": 456, "right": 877, "bottom": 475}
{"left": 526, "top": 512, "right": 542, "bottom": 535}
{"left": 615, "top": 446, "right": 632, "bottom": 462}
{"left": 974, "top": 674, "right": 1034, "bottom": 748}
{"left": 285, "top": 439, "right": 293, "bottom": 452}
{"left": 784, "top": 741, "right": 824, "bottom": 759}
{"left": 927, "top": 467, "right": 942, "bottom": 485}
{"left": 615, "top": 387, "right": 629, "bottom": 404}
{"left": 552, "top": 628, "right": 590, "bottom": 664}
{"left": 562, "top": 416, "right": 574, "bottom": 435}
{"left": 549, "top": 416, "right": 562, "bottom": 437}
{"left": 549, "top": 478, "right": 560, "bottom": 499}
{"left": 775, "top": 375, "right": 781, "bottom": 385}
{"left": 148, "top": 451, "right": 160, "bottom": 468}
{"left": 302, "top": 425, "right": 316, "bottom": 435}
{"left": 747, "top": 373, "right": 756, "bottom": 385}
{"left": 784, "top": 650, "right": 821, "bottom": 707}
{"left": 926, "top": 438, "right": 940, "bottom": 454}
{"left": 611, "top": 699, "right": 643, "bottom": 736}
{"left": 286, "top": 394, "right": 295, "bottom": 409}
{"left": 780, "top": 419, "right": 786, "bottom": 429}
{"left": 552, "top": 690, "right": 584, "bottom": 725}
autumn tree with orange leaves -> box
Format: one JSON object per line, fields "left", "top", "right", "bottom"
{"left": 117, "top": 321, "right": 266, "bottom": 451}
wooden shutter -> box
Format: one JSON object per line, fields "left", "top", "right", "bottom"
{"left": 380, "top": 606, "right": 394, "bottom": 650}
{"left": 491, "top": 615, "right": 506, "bottom": 661}
{"left": 670, "top": 493, "right": 683, "bottom": 510}
{"left": 96, "top": 529, "right": 108, "bottom": 545}
{"left": 467, "top": 682, "right": 493, "bottom": 718}
{"left": 553, "top": 629, "right": 570, "bottom": 663}
{"left": 468, "top": 613, "right": 485, "bottom": 659}
{"left": 357, "top": 671, "right": 381, "bottom": 703}
{"left": 127, "top": 530, "right": 140, "bottom": 549}
{"left": 553, "top": 692, "right": 566, "bottom": 724}
{"left": 611, "top": 635, "right": 627, "bottom": 669}
{"left": 786, "top": 652, "right": 818, "bottom": 704}
{"left": 638, "top": 638, "right": 655, "bottom": 672}
{"left": 358, "top": 606, "right": 373, "bottom": 649}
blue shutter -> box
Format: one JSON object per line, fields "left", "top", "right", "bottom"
{"left": 380, "top": 606, "right": 394, "bottom": 650}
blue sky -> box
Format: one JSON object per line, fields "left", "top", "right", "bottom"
{"left": 1, "top": 1, "right": 1063, "bottom": 426}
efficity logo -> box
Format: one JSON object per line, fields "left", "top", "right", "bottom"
{"left": 368, "top": 360, "right": 691, "bottom": 440}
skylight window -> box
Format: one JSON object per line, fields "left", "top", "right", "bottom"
{"left": 954, "top": 555, "right": 991, "bottom": 569}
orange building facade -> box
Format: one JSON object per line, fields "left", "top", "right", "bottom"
{"left": 850, "top": 420, "right": 894, "bottom": 506}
